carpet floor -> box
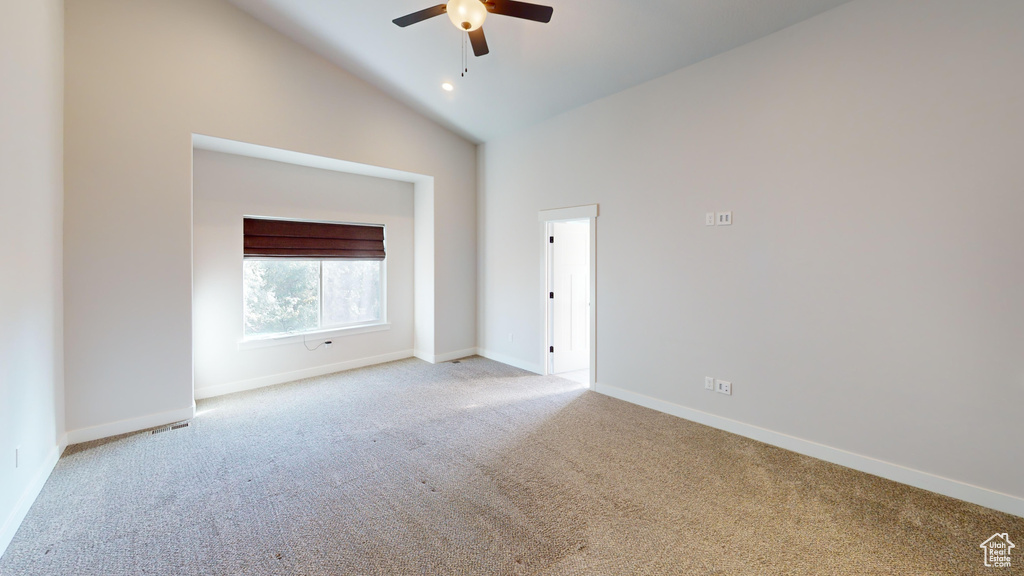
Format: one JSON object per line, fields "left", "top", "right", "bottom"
{"left": 1, "top": 357, "right": 1020, "bottom": 575}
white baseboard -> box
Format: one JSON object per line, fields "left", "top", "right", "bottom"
{"left": 476, "top": 348, "right": 543, "bottom": 375}
{"left": 597, "top": 383, "right": 1024, "bottom": 519}
{"left": 414, "top": 347, "right": 479, "bottom": 364}
{"left": 194, "top": 349, "right": 414, "bottom": 400}
{"left": 65, "top": 404, "right": 197, "bottom": 446}
{"left": 0, "top": 442, "right": 63, "bottom": 559}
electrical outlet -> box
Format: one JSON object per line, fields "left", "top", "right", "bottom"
{"left": 717, "top": 211, "right": 733, "bottom": 226}
{"left": 705, "top": 212, "right": 716, "bottom": 226}
{"left": 704, "top": 376, "right": 715, "bottom": 390}
{"left": 715, "top": 379, "right": 732, "bottom": 395}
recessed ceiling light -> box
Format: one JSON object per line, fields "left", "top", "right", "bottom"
{"left": 441, "top": 82, "right": 454, "bottom": 92}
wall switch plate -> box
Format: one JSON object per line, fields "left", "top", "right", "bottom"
{"left": 715, "top": 379, "right": 732, "bottom": 395}
{"left": 508, "top": 333, "right": 514, "bottom": 343}
{"left": 15, "top": 446, "right": 20, "bottom": 469}
{"left": 704, "top": 376, "right": 715, "bottom": 390}
{"left": 705, "top": 212, "right": 716, "bottom": 226}
{"left": 717, "top": 211, "right": 733, "bottom": 226}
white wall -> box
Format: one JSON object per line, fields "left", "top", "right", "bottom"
{"left": 192, "top": 150, "right": 414, "bottom": 396}
{"left": 0, "top": 0, "right": 65, "bottom": 556}
{"left": 64, "top": 0, "right": 477, "bottom": 439}
{"left": 479, "top": 0, "right": 1024, "bottom": 511}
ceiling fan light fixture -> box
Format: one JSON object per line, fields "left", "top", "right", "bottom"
{"left": 446, "top": 0, "right": 487, "bottom": 32}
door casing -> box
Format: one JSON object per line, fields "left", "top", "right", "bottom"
{"left": 538, "top": 204, "right": 598, "bottom": 389}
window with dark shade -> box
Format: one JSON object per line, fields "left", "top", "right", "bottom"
{"left": 242, "top": 217, "right": 385, "bottom": 339}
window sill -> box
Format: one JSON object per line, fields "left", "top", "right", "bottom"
{"left": 238, "top": 323, "right": 391, "bottom": 350}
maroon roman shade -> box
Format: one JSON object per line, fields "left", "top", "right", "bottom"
{"left": 243, "top": 218, "right": 385, "bottom": 260}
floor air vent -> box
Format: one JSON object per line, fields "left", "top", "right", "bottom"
{"left": 152, "top": 421, "right": 191, "bottom": 435}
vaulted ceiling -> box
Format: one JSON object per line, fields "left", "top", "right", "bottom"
{"left": 227, "top": 0, "right": 852, "bottom": 142}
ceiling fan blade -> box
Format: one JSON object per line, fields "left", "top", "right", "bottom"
{"left": 485, "top": 0, "right": 553, "bottom": 23}
{"left": 469, "top": 27, "right": 489, "bottom": 57}
{"left": 393, "top": 4, "right": 447, "bottom": 27}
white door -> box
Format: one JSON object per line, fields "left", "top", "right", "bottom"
{"left": 551, "top": 220, "right": 589, "bottom": 374}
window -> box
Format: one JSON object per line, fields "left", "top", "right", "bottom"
{"left": 243, "top": 259, "right": 382, "bottom": 338}
{"left": 241, "top": 218, "right": 385, "bottom": 339}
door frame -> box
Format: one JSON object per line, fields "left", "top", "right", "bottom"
{"left": 539, "top": 204, "right": 598, "bottom": 390}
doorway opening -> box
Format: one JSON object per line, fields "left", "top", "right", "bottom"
{"left": 544, "top": 216, "right": 594, "bottom": 389}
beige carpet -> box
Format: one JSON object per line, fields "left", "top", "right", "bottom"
{"left": 1, "top": 356, "right": 1020, "bottom": 575}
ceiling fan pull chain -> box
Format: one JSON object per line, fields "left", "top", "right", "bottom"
{"left": 462, "top": 33, "right": 468, "bottom": 77}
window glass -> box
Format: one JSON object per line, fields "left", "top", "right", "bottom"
{"left": 243, "top": 260, "right": 320, "bottom": 337}
{"left": 322, "top": 260, "right": 382, "bottom": 327}
{"left": 243, "top": 258, "right": 383, "bottom": 339}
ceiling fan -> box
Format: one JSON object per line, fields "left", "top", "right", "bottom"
{"left": 393, "top": 0, "right": 554, "bottom": 57}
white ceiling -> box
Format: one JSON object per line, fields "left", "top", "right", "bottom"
{"left": 227, "top": 0, "right": 852, "bottom": 143}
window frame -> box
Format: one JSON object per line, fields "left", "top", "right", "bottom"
{"left": 238, "top": 254, "right": 389, "bottom": 348}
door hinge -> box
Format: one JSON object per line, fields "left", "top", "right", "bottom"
{"left": 549, "top": 236, "right": 554, "bottom": 243}
{"left": 549, "top": 292, "right": 554, "bottom": 299}
{"left": 549, "top": 346, "right": 554, "bottom": 353}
